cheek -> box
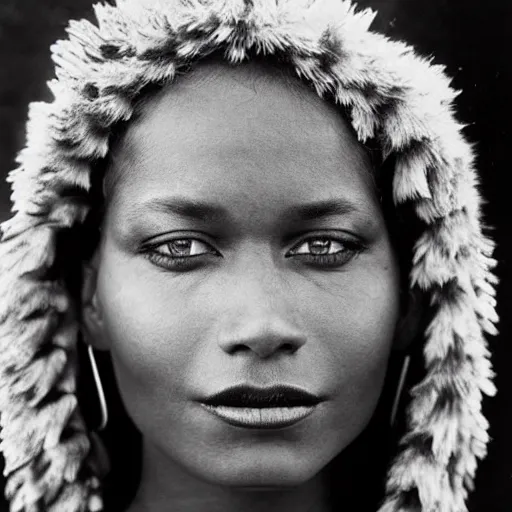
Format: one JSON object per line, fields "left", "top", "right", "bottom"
{"left": 95, "top": 257, "right": 207, "bottom": 424}
{"left": 298, "top": 262, "right": 400, "bottom": 431}
{"left": 320, "top": 274, "right": 399, "bottom": 376}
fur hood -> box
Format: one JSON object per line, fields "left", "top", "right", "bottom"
{"left": 0, "top": 0, "right": 499, "bottom": 510}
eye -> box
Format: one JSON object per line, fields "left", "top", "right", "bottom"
{"left": 144, "top": 237, "right": 220, "bottom": 271}
{"left": 287, "top": 236, "right": 365, "bottom": 268}
{"left": 155, "top": 239, "right": 215, "bottom": 258}
{"left": 291, "top": 238, "right": 345, "bottom": 256}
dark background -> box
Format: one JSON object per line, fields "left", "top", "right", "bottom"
{"left": 0, "top": 0, "right": 510, "bottom": 510}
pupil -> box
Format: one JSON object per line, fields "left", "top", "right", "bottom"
{"left": 309, "top": 239, "right": 330, "bottom": 255}
{"left": 170, "top": 239, "right": 192, "bottom": 255}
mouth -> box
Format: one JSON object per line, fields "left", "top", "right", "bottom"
{"left": 199, "top": 385, "right": 324, "bottom": 429}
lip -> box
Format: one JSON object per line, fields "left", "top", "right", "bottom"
{"left": 199, "top": 384, "right": 324, "bottom": 429}
{"left": 201, "top": 384, "right": 323, "bottom": 407}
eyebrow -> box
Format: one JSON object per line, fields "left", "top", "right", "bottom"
{"left": 130, "top": 196, "right": 364, "bottom": 223}
{"left": 289, "top": 198, "right": 360, "bottom": 222}
{"left": 131, "top": 197, "right": 228, "bottom": 223}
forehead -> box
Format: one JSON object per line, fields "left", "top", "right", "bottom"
{"left": 105, "top": 60, "right": 379, "bottom": 217}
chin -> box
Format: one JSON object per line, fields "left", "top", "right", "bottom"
{"left": 188, "top": 450, "right": 328, "bottom": 489}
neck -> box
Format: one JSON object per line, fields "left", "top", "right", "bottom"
{"left": 125, "top": 440, "right": 331, "bottom": 512}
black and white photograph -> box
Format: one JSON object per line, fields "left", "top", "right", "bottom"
{"left": 0, "top": 0, "right": 509, "bottom": 510}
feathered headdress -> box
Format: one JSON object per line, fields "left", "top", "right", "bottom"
{"left": 0, "top": 0, "right": 498, "bottom": 510}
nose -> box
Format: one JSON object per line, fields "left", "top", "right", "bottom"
{"left": 219, "top": 318, "right": 307, "bottom": 358}
{"left": 216, "top": 267, "right": 307, "bottom": 359}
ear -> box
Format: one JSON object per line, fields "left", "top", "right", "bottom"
{"left": 81, "top": 251, "right": 109, "bottom": 351}
{"left": 393, "top": 287, "right": 427, "bottom": 352}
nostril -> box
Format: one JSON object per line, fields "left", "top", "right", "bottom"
{"left": 227, "top": 341, "right": 298, "bottom": 356}
{"left": 229, "top": 344, "right": 251, "bottom": 355}
{"left": 220, "top": 336, "right": 305, "bottom": 358}
{"left": 281, "top": 342, "right": 298, "bottom": 353}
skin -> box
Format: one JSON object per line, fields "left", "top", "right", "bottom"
{"left": 82, "top": 61, "right": 402, "bottom": 512}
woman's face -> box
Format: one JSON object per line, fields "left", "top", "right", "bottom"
{"left": 88, "top": 61, "right": 401, "bottom": 488}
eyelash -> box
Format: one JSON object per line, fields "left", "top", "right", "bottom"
{"left": 143, "top": 238, "right": 219, "bottom": 270}
{"left": 143, "top": 235, "right": 366, "bottom": 271}
{"left": 286, "top": 236, "right": 365, "bottom": 268}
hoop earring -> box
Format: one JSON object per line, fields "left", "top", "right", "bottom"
{"left": 390, "top": 355, "right": 410, "bottom": 427}
{"left": 87, "top": 344, "right": 109, "bottom": 431}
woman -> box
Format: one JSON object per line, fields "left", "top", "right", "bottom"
{"left": 0, "top": 1, "right": 499, "bottom": 511}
